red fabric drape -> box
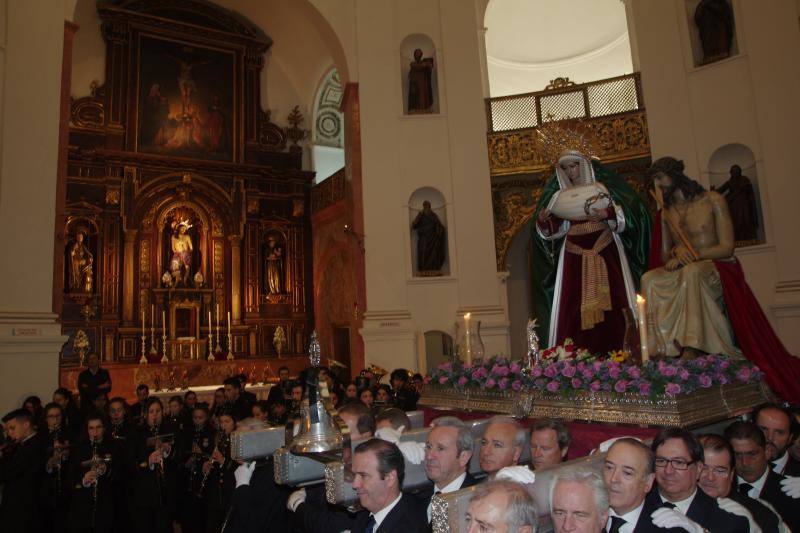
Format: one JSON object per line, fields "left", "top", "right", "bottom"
{"left": 648, "top": 212, "right": 800, "bottom": 402}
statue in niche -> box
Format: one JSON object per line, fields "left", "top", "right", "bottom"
{"left": 641, "top": 157, "right": 740, "bottom": 357}
{"left": 694, "top": 0, "right": 734, "bottom": 64}
{"left": 265, "top": 235, "right": 285, "bottom": 295}
{"left": 713, "top": 164, "right": 758, "bottom": 243}
{"left": 170, "top": 220, "right": 194, "bottom": 287}
{"left": 68, "top": 229, "right": 94, "bottom": 293}
{"left": 407, "top": 49, "right": 434, "bottom": 114}
{"left": 412, "top": 201, "right": 446, "bottom": 275}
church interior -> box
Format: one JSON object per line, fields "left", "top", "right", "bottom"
{"left": 2, "top": 0, "right": 800, "bottom": 531}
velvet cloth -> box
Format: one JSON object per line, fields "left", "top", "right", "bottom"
{"left": 648, "top": 211, "right": 800, "bottom": 403}
{"left": 421, "top": 408, "right": 658, "bottom": 460}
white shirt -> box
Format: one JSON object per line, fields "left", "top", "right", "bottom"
{"left": 738, "top": 467, "right": 769, "bottom": 498}
{"left": 371, "top": 493, "right": 402, "bottom": 530}
{"left": 773, "top": 451, "right": 789, "bottom": 475}
{"left": 427, "top": 472, "right": 467, "bottom": 522}
{"left": 607, "top": 500, "right": 646, "bottom": 533}
{"left": 660, "top": 488, "right": 697, "bottom": 515}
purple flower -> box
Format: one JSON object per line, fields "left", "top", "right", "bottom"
{"left": 471, "top": 371, "right": 482, "bottom": 381}
{"left": 534, "top": 378, "right": 546, "bottom": 388}
{"left": 512, "top": 380, "right": 523, "bottom": 391}
{"left": 510, "top": 362, "right": 521, "bottom": 374}
{"left": 608, "top": 366, "right": 621, "bottom": 379}
{"left": 720, "top": 360, "right": 730, "bottom": 370}
{"left": 457, "top": 376, "right": 468, "bottom": 386}
{"left": 698, "top": 374, "right": 712, "bottom": 388}
{"left": 638, "top": 381, "right": 651, "bottom": 396}
{"left": 626, "top": 366, "right": 641, "bottom": 379}
{"left": 665, "top": 382, "right": 682, "bottom": 396}
{"left": 561, "top": 364, "right": 577, "bottom": 378}
{"left": 679, "top": 369, "right": 690, "bottom": 381}
{"left": 485, "top": 378, "right": 497, "bottom": 389}
{"left": 590, "top": 380, "right": 602, "bottom": 392}
{"left": 736, "top": 367, "right": 752, "bottom": 382}
{"left": 546, "top": 380, "right": 561, "bottom": 393}
{"left": 662, "top": 365, "right": 677, "bottom": 377}
{"left": 614, "top": 380, "right": 628, "bottom": 393}
{"left": 571, "top": 378, "right": 583, "bottom": 389}
{"left": 439, "top": 362, "right": 453, "bottom": 371}
{"left": 492, "top": 364, "right": 510, "bottom": 377}
{"left": 498, "top": 378, "right": 510, "bottom": 390}
{"left": 531, "top": 366, "right": 543, "bottom": 378}
{"left": 718, "top": 374, "right": 729, "bottom": 385}
{"left": 582, "top": 368, "right": 595, "bottom": 380}
{"left": 593, "top": 361, "right": 603, "bottom": 372}
{"left": 544, "top": 364, "right": 558, "bottom": 378}
{"left": 438, "top": 376, "right": 449, "bottom": 385}
{"left": 462, "top": 364, "right": 474, "bottom": 372}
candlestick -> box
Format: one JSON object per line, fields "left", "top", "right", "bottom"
{"left": 215, "top": 304, "right": 221, "bottom": 353}
{"left": 226, "top": 331, "right": 233, "bottom": 360}
{"left": 149, "top": 307, "right": 157, "bottom": 355}
{"left": 161, "top": 309, "right": 168, "bottom": 363}
{"left": 139, "top": 330, "right": 148, "bottom": 364}
{"left": 636, "top": 294, "right": 649, "bottom": 363}
{"left": 207, "top": 309, "right": 215, "bottom": 360}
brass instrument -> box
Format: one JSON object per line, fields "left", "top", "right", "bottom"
{"left": 82, "top": 439, "right": 111, "bottom": 530}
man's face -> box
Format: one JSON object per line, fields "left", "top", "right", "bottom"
{"left": 5, "top": 419, "right": 31, "bottom": 442}
{"left": 560, "top": 160, "right": 582, "bottom": 185}
{"left": 756, "top": 408, "right": 793, "bottom": 460}
{"left": 45, "top": 409, "right": 62, "bottom": 431}
{"left": 730, "top": 438, "right": 768, "bottom": 483}
{"left": 480, "top": 423, "right": 522, "bottom": 475}
{"left": 224, "top": 384, "right": 239, "bottom": 401}
{"left": 279, "top": 369, "right": 289, "bottom": 382}
{"left": 654, "top": 172, "right": 676, "bottom": 198}
{"left": 425, "top": 426, "right": 471, "bottom": 487}
{"left": 466, "top": 490, "right": 525, "bottom": 533}
{"left": 551, "top": 481, "right": 607, "bottom": 533}
{"left": 192, "top": 410, "right": 208, "bottom": 429}
{"left": 603, "top": 442, "right": 655, "bottom": 515}
{"left": 88, "top": 354, "right": 99, "bottom": 370}
{"left": 352, "top": 450, "right": 396, "bottom": 513}
{"left": 531, "top": 428, "right": 566, "bottom": 470}
{"left": 146, "top": 403, "right": 163, "bottom": 427}
{"left": 340, "top": 412, "right": 371, "bottom": 441}
{"left": 137, "top": 388, "right": 149, "bottom": 402}
{"left": 87, "top": 420, "right": 104, "bottom": 442}
{"left": 654, "top": 438, "right": 701, "bottom": 501}
{"left": 698, "top": 448, "right": 734, "bottom": 499}
{"left": 108, "top": 402, "right": 125, "bottom": 424}
{"left": 185, "top": 394, "right": 197, "bottom": 407}
{"left": 53, "top": 393, "right": 68, "bottom": 408}
{"left": 391, "top": 378, "right": 403, "bottom": 390}
{"left": 291, "top": 386, "right": 303, "bottom": 402}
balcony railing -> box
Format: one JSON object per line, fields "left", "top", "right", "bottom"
{"left": 311, "top": 167, "right": 346, "bottom": 213}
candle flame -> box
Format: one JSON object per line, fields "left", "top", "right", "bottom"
{"left": 636, "top": 294, "right": 645, "bottom": 304}
{"left": 464, "top": 313, "right": 471, "bottom": 319}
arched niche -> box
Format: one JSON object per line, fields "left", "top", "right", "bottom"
{"left": 400, "top": 34, "right": 439, "bottom": 115}
{"left": 424, "top": 330, "right": 454, "bottom": 371}
{"left": 312, "top": 68, "right": 345, "bottom": 182}
{"left": 64, "top": 217, "right": 100, "bottom": 295}
{"left": 408, "top": 187, "right": 449, "bottom": 277}
{"left": 708, "top": 143, "right": 765, "bottom": 246}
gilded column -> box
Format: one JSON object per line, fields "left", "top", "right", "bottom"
{"left": 229, "top": 235, "right": 243, "bottom": 325}
{"left": 122, "top": 229, "right": 138, "bottom": 325}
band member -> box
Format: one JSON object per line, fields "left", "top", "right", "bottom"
{"left": 43, "top": 402, "right": 72, "bottom": 533}
{"left": 178, "top": 405, "right": 214, "bottom": 533}
{"left": 200, "top": 409, "right": 237, "bottom": 533}
{"left": 106, "top": 397, "right": 131, "bottom": 533}
{"left": 127, "top": 397, "right": 180, "bottom": 533}
{"left": 67, "top": 413, "right": 116, "bottom": 533}
{"left": 0, "top": 408, "right": 46, "bottom": 533}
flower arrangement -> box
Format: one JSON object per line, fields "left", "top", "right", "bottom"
{"left": 425, "top": 352, "right": 763, "bottom": 399}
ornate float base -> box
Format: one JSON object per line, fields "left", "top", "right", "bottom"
{"left": 419, "top": 382, "right": 772, "bottom": 428}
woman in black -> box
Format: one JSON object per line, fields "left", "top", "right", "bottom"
{"left": 201, "top": 409, "right": 237, "bottom": 533}
{"left": 43, "top": 402, "right": 73, "bottom": 533}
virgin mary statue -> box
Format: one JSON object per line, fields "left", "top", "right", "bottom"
{"left": 532, "top": 151, "right": 651, "bottom": 354}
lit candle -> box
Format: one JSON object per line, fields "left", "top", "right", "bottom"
{"left": 142, "top": 310, "right": 145, "bottom": 336}
{"left": 463, "top": 313, "right": 472, "bottom": 365}
{"left": 227, "top": 311, "right": 231, "bottom": 334}
{"left": 151, "top": 304, "right": 154, "bottom": 327}
{"left": 208, "top": 310, "right": 212, "bottom": 331}
{"left": 162, "top": 310, "right": 166, "bottom": 337}
{"left": 216, "top": 304, "right": 219, "bottom": 330}
{"left": 636, "top": 295, "right": 649, "bottom": 363}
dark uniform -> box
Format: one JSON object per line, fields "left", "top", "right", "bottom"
{"left": 0, "top": 432, "right": 47, "bottom": 533}
{"left": 109, "top": 420, "right": 132, "bottom": 533}
{"left": 77, "top": 367, "right": 112, "bottom": 414}
{"left": 67, "top": 438, "right": 117, "bottom": 533}
{"left": 178, "top": 423, "right": 214, "bottom": 533}
{"left": 42, "top": 426, "right": 74, "bottom": 533}
{"left": 201, "top": 431, "right": 236, "bottom": 533}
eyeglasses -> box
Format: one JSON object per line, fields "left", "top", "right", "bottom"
{"left": 654, "top": 457, "right": 696, "bottom": 470}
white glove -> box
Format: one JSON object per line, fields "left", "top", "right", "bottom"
{"left": 397, "top": 441, "right": 425, "bottom": 465}
{"left": 780, "top": 476, "right": 800, "bottom": 498}
{"left": 234, "top": 461, "right": 256, "bottom": 488}
{"left": 495, "top": 465, "right": 536, "bottom": 484}
{"left": 650, "top": 507, "right": 704, "bottom": 533}
{"left": 717, "top": 497, "right": 761, "bottom": 533}
{"left": 287, "top": 488, "right": 307, "bottom": 512}
{"left": 375, "top": 426, "right": 404, "bottom": 444}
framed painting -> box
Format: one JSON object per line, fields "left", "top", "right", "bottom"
{"left": 137, "top": 35, "right": 236, "bottom": 161}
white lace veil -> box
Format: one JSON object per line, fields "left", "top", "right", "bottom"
{"left": 555, "top": 150, "right": 596, "bottom": 190}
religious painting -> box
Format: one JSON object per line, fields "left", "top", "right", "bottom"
{"left": 137, "top": 35, "right": 235, "bottom": 161}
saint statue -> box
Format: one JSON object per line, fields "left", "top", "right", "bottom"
{"left": 532, "top": 151, "right": 651, "bottom": 354}
{"left": 714, "top": 164, "right": 758, "bottom": 243}
{"left": 68, "top": 230, "right": 94, "bottom": 293}
{"left": 265, "top": 236, "right": 284, "bottom": 295}
{"left": 641, "top": 157, "right": 741, "bottom": 357}
{"left": 407, "top": 49, "right": 434, "bottom": 114}
{"left": 170, "top": 220, "right": 193, "bottom": 287}
{"left": 412, "top": 200, "right": 446, "bottom": 274}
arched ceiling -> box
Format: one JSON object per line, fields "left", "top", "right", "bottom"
{"left": 484, "top": 0, "right": 633, "bottom": 96}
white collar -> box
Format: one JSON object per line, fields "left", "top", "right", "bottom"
{"left": 660, "top": 488, "right": 697, "bottom": 515}
{"left": 609, "top": 499, "right": 645, "bottom": 531}
{"left": 371, "top": 492, "right": 402, "bottom": 529}
{"left": 738, "top": 467, "right": 769, "bottom": 496}
{"left": 773, "top": 452, "right": 789, "bottom": 474}
{"left": 436, "top": 471, "right": 467, "bottom": 494}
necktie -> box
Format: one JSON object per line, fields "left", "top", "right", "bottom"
{"left": 365, "top": 515, "right": 376, "bottom": 533}
{"left": 661, "top": 501, "right": 676, "bottom": 509}
{"left": 740, "top": 482, "right": 754, "bottom": 496}
{"left": 609, "top": 515, "right": 627, "bottom": 533}
{"left": 427, "top": 490, "right": 442, "bottom": 523}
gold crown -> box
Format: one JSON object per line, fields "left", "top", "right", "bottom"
{"left": 536, "top": 115, "right": 600, "bottom": 166}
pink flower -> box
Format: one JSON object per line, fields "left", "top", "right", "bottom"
{"left": 498, "top": 378, "right": 510, "bottom": 390}
{"left": 531, "top": 366, "right": 543, "bottom": 378}
{"left": 462, "top": 364, "right": 474, "bottom": 372}
{"left": 457, "top": 376, "right": 469, "bottom": 386}
{"left": 512, "top": 380, "right": 523, "bottom": 391}
{"left": 544, "top": 364, "right": 558, "bottom": 378}
{"left": 662, "top": 365, "right": 677, "bottom": 377}
{"left": 698, "top": 374, "right": 712, "bottom": 388}
{"left": 471, "top": 371, "right": 482, "bottom": 381}
{"left": 439, "top": 362, "right": 453, "bottom": 371}
{"left": 720, "top": 360, "right": 730, "bottom": 370}
{"left": 593, "top": 361, "right": 603, "bottom": 372}
{"left": 561, "top": 364, "right": 577, "bottom": 378}
{"left": 627, "top": 366, "right": 641, "bottom": 379}
{"left": 638, "top": 381, "right": 651, "bottom": 396}
{"left": 510, "top": 362, "right": 521, "bottom": 374}
{"left": 582, "top": 368, "right": 595, "bottom": 380}
{"left": 423, "top": 376, "right": 432, "bottom": 384}
{"left": 571, "top": 378, "right": 583, "bottom": 389}
{"left": 678, "top": 369, "right": 690, "bottom": 381}
{"left": 736, "top": 367, "right": 752, "bottom": 382}
{"left": 492, "top": 364, "right": 510, "bottom": 377}
{"left": 438, "top": 376, "right": 449, "bottom": 385}
{"left": 665, "top": 382, "right": 682, "bottom": 396}
{"left": 614, "top": 380, "right": 628, "bottom": 393}
{"left": 590, "top": 380, "right": 602, "bottom": 392}
{"left": 608, "top": 366, "right": 621, "bottom": 379}
{"left": 485, "top": 378, "right": 496, "bottom": 389}
{"left": 546, "top": 381, "right": 561, "bottom": 392}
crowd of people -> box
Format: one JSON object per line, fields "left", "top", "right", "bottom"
{"left": 2, "top": 356, "right": 800, "bottom": 533}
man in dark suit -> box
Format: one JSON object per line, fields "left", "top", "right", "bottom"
{"left": 350, "top": 438, "right": 428, "bottom": 533}
{"left": 602, "top": 437, "right": 658, "bottom": 533}
{"left": 649, "top": 427, "right": 749, "bottom": 532}
{"left": 418, "top": 416, "right": 480, "bottom": 523}
{"left": 0, "top": 408, "right": 46, "bottom": 533}
{"left": 224, "top": 376, "right": 254, "bottom": 421}
{"left": 698, "top": 433, "right": 781, "bottom": 533}
{"left": 726, "top": 420, "right": 800, "bottom": 531}
{"left": 129, "top": 383, "right": 150, "bottom": 425}
{"left": 754, "top": 404, "right": 800, "bottom": 476}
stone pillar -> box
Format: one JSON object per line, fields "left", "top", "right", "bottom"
{"left": 122, "top": 230, "right": 138, "bottom": 325}
{"left": 229, "top": 235, "right": 243, "bottom": 325}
